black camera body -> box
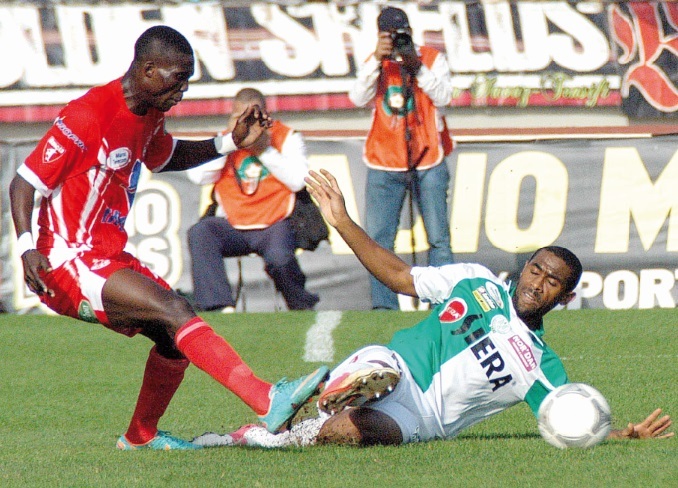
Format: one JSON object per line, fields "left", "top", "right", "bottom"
{"left": 390, "top": 29, "right": 415, "bottom": 62}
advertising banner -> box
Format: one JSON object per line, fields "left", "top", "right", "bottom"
{"left": 0, "top": 1, "right": 675, "bottom": 122}
{"left": 3, "top": 133, "right": 678, "bottom": 313}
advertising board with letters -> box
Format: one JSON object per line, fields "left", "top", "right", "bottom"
{"left": 2, "top": 133, "right": 678, "bottom": 313}
{"left": 0, "top": 1, "right": 675, "bottom": 121}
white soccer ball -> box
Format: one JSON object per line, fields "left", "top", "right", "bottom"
{"left": 537, "top": 383, "right": 612, "bottom": 449}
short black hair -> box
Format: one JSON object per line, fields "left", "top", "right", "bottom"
{"left": 234, "top": 88, "right": 266, "bottom": 110}
{"left": 529, "top": 246, "right": 582, "bottom": 293}
{"left": 134, "top": 25, "right": 193, "bottom": 61}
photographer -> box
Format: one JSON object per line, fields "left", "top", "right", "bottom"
{"left": 349, "top": 6, "right": 455, "bottom": 310}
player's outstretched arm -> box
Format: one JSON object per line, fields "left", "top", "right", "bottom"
{"left": 607, "top": 408, "right": 673, "bottom": 440}
{"left": 305, "top": 169, "right": 416, "bottom": 297}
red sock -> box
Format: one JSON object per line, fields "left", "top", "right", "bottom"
{"left": 124, "top": 346, "right": 189, "bottom": 445}
{"left": 175, "top": 317, "right": 272, "bottom": 415}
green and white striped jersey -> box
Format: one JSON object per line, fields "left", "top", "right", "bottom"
{"left": 388, "top": 263, "right": 568, "bottom": 438}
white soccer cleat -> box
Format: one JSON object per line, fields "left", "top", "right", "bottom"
{"left": 318, "top": 366, "right": 400, "bottom": 415}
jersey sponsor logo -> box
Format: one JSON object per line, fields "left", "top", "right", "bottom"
{"left": 453, "top": 313, "right": 513, "bottom": 392}
{"left": 470, "top": 334, "right": 513, "bottom": 392}
{"left": 102, "top": 208, "right": 127, "bottom": 231}
{"left": 490, "top": 315, "right": 511, "bottom": 334}
{"left": 77, "top": 300, "right": 99, "bottom": 323}
{"left": 508, "top": 335, "right": 537, "bottom": 372}
{"left": 108, "top": 147, "right": 131, "bottom": 170}
{"left": 485, "top": 282, "right": 504, "bottom": 308}
{"left": 472, "top": 287, "right": 493, "bottom": 312}
{"left": 55, "top": 117, "right": 87, "bottom": 151}
{"left": 42, "top": 136, "right": 65, "bottom": 163}
{"left": 439, "top": 298, "right": 467, "bottom": 323}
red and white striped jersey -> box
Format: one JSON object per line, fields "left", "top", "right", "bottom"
{"left": 17, "top": 78, "right": 174, "bottom": 267}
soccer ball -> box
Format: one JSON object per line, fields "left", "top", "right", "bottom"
{"left": 537, "top": 383, "right": 612, "bottom": 449}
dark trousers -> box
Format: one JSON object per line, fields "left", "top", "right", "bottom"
{"left": 187, "top": 217, "right": 318, "bottom": 311}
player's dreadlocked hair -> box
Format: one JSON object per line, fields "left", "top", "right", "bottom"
{"left": 134, "top": 25, "right": 193, "bottom": 61}
{"left": 529, "top": 246, "right": 583, "bottom": 293}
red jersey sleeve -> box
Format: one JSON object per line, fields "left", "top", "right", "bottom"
{"left": 22, "top": 103, "right": 99, "bottom": 196}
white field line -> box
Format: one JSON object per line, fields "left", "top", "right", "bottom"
{"left": 303, "top": 310, "right": 342, "bottom": 363}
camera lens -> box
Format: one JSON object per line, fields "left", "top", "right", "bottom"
{"left": 393, "top": 32, "right": 412, "bottom": 50}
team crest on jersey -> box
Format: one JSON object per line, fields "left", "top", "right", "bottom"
{"left": 439, "top": 298, "right": 467, "bottom": 323}
{"left": 91, "top": 259, "right": 110, "bottom": 271}
{"left": 42, "top": 136, "right": 65, "bottom": 163}
{"left": 108, "top": 147, "right": 131, "bottom": 170}
{"left": 490, "top": 315, "right": 511, "bottom": 334}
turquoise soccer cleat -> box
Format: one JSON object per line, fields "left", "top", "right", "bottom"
{"left": 259, "top": 366, "right": 330, "bottom": 433}
{"left": 116, "top": 430, "right": 202, "bottom": 450}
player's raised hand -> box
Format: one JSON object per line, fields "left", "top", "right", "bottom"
{"left": 305, "top": 169, "right": 349, "bottom": 228}
{"left": 232, "top": 104, "right": 272, "bottom": 148}
{"left": 609, "top": 408, "right": 673, "bottom": 440}
{"left": 22, "top": 250, "right": 54, "bottom": 297}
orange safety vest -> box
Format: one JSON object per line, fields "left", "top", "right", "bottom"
{"left": 364, "top": 46, "right": 453, "bottom": 171}
{"left": 213, "top": 121, "right": 296, "bottom": 230}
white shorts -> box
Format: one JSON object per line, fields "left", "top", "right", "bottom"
{"left": 323, "top": 345, "right": 443, "bottom": 443}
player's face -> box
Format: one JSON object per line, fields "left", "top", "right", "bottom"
{"left": 148, "top": 51, "right": 195, "bottom": 112}
{"left": 513, "top": 250, "right": 574, "bottom": 324}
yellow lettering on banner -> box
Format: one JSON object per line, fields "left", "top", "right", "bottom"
{"left": 308, "top": 154, "right": 360, "bottom": 255}
{"left": 198, "top": 185, "right": 215, "bottom": 217}
{"left": 451, "top": 153, "right": 487, "bottom": 252}
{"left": 596, "top": 147, "right": 678, "bottom": 253}
{"left": 394, "top": 217, "right": 429, "bottom": 255}
{"left": 485, "top": 152, "right": 567, "bottom": 252}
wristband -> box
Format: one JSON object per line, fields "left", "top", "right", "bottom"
{"left": 214, "top": 133, "right": 237, "bottom": 155}
{"left": 17, "top": 232, "right": 35, "bottom": 257}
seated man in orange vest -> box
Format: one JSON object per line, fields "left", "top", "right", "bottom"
{"left": 187, "top": 88, "right": 319, "bottom": 312}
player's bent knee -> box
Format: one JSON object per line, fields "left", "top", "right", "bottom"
{"left": 161, "top": 294, "right": 196, "bottom": 327}
{"left": 317, "top": 412, "right": 362, "bottom": 446}
{"left": 317, "top": 408, "right": 403, "bottom": 446}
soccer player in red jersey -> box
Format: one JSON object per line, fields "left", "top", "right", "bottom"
{"left": 9, "top": 25, "right": 328, "bottom": 450}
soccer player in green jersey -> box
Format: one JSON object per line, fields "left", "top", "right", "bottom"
{"left": 193, "top": 169, "right": 673, "bottom": 448}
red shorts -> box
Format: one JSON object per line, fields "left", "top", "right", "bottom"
{"left": 40, "top": 251, "right": 171, "bottom": 336}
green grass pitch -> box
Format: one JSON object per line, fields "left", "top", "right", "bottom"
{"left": 0, "top": 309, "right": 675, "bottom": 487}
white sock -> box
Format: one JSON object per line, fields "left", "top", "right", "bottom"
{"left": 242, "top": 417, "right": 327, "bottom": 448}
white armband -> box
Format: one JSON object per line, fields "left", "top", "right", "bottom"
{"left": 214, "top": 133, "right": 237, "bottom": 155}
{"left": 17, "top": 232, "right": 35, "bottom": 257}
